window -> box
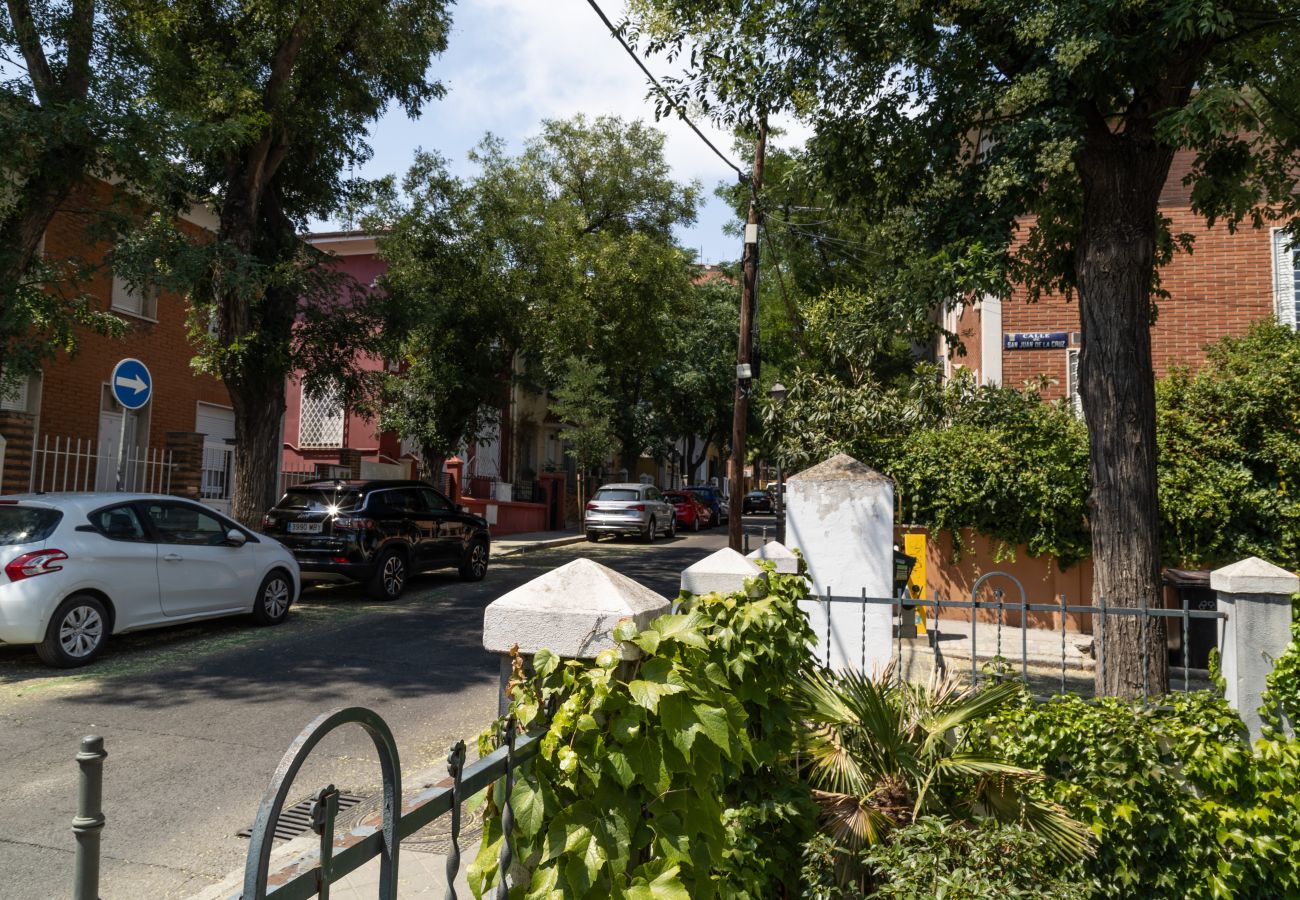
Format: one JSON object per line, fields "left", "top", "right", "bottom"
{"left": 420, "top": 488, "right": 452, "bottom": 512}
{"left": 143, "top": 501, "right": 228, "bottom": 545}
{"left": 0, "top": 506, "right": 62, "bottom": 544}
{"left": 1273, "top": 229, "right": 1298, "bottom": 330}
{"left": 111, "top": 273, "right": 159, "bottom": 320}
{"left": 298, "top": 383, "right": 344, "bottom": 448}
{"left": 1, "top": 373, "right": 28, "bottom": 412}
{"left": 89, "top": 504, "right": 148, "bottom": 542}
{"left": 1066, "top": 348, "right": 1083, "bottom": 418}
{"left": 592, "top": 488, "right": 639, "bottom": 502}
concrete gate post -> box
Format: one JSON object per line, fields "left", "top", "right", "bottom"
{"left": 1212, "top": 557, "right": 1298, "bottom": 741}
{"left": 483, "top": 558, "right": 671, "bottom": 716}
{"left": 681, "top": 547, "right": 767, "bottom": 596}
{"left": 785, "top": 453, "right": 895, "bottom": 672}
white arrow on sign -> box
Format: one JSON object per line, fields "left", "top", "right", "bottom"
{"left": 115, "top": 374, "right": 148, "bottom": 394}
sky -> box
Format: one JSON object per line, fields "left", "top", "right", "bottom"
{"left": 332, "top": 0, "right": 806, "bottom": 265}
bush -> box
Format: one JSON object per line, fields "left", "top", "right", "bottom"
{"left": 468, "top": 567, "right": 817, "bottom": 899}
{"left": 864, "top": 816, "right": 1089, "bottom": 899}
{"left": 975, "top": 690, "right": 1300, "bottom": 898}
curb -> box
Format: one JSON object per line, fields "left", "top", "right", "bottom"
{"left": 493, "top": 535, "right": 587, "bottom": 558}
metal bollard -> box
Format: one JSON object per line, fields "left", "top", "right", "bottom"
{"left": 73, "top": 735, "right": 107, "bottom": 900}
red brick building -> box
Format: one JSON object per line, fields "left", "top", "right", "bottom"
{"left": 941, "top": 149, "right": 1294, "bottom": 400}
{"left": 0, "top": 180, "right": 232, "bottom": 501}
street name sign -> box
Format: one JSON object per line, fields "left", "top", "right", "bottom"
{"left": 1003, "top": 331, "right": 1069, "bottom": 350}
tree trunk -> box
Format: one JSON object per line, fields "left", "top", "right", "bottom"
{"left": 1076, "top": 127, "right": 1171, "bottom": 698}
{"left": 229, "top": 370, "right": 286, "bottom": 525}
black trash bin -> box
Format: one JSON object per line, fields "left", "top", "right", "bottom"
{"left": 1163, "top": 569, "right": 1218, "bottom": 670}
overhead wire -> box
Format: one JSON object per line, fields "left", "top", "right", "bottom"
{"left": 580, "top": 0, "right": 748, "bottom": 181}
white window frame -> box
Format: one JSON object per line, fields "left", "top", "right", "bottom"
{"left": 1, "top": 373, "right": 29, "bottom": 412}
{"left": 111, "top": 272, "right": 159, "bottom": 321}
{"left": 298, "top": 382, "right": 345, "bottom": 449}
{"left": 1272, "top": 228, "right": 1298, "bottom": 331}
{"left": 1066, "top": 348, "right": 1083, "bottom": 419}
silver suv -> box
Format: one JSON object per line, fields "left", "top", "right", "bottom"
{"left": 584, "top": 483, "right": 677, "bottom": 542}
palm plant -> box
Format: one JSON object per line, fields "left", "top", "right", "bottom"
{"left": 797, "top": 664, "right": 1091, "bottom": 876}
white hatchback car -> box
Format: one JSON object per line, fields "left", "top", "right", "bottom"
{"left": 0, "top": 494, "right": 300, "bottom": 667}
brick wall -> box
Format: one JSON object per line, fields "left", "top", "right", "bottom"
{"left": 35, "top": 180, "right": 230, "bottom": 447}
{"left": 0, "top": 411, "right": 36, "bottom": 494}
{"left": 953, "top": 149, "right": 1280, "bottom": 397}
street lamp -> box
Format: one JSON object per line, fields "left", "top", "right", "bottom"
{"left": 768, "top": 382, "right": 787, "bottom": 537}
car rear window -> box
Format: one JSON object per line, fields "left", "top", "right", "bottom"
{"left": 0, "top": 506, "right": 62, "bottom": 545}
{"left": 664, "top": 493, "right": 689, "bottom": 502}
{"left": 274, "top": 488, "right": 362, "bottom": 513}
{"left": 593, "top": 488, "right": 640, "bottom": 502}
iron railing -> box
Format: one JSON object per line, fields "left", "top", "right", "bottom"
{"left": 235, "top": 706, "right": 540, "bottom": 899}
{"left": 30, "top": 434, "right": 174, "bottom": 493}
{"left": 817, "top": 571, "right": 1227, "bottom": 703}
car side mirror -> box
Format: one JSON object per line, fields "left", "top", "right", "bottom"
{"left": 225, "top": 528, "right": 247, "bottom": 547}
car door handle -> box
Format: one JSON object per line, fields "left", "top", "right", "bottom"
{"left": 163, "top": 553, "right": 183, "bottom": 562}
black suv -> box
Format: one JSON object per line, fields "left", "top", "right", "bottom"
{"left": 260, "top": 479, "right": 491, "bottom": 600}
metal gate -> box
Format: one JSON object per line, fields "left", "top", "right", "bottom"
{"left": 201, "top": 441, "right": 236, "bottom": 515}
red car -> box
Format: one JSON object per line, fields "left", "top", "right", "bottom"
{"left": 663, "top": 491, "right": 710, "bottom": 531}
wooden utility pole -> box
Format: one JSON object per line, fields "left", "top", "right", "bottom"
{"left": 728, "top": 118, "right": 767, "bottom": 551}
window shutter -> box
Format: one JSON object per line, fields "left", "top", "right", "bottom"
{"left": 1273, "top": 230, "right": 1298, "bottom": 330}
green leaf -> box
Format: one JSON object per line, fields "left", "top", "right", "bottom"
{"left": 625, "top": 864, "right": 691, "bottom": 900}
{"left": 629, "top": 678, "right": 686, "bottom": 712}
{"left": 512, "top": 778, "right": 546, "bottom": 838}
{"left": 533, "top": 647, "right": 560, "bottom": 678}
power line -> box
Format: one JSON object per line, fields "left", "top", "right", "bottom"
{"left": 579, "top": 0, "right": 747, "bottom": 180}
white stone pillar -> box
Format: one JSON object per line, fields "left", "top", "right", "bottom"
{"left": 746, "top": 541, "right": 800, "bottom": 575}
{"left": 681, "top": 547, "right": 767, "bottom": 596}
{"left": 1212, "top": 557, "right": 1298, "bottom": 741}
{"left": 786, "top": 454, "right": 894, "bottom": 672}
{"left": 483, "top": 558, "right": 671, "bottom": 714}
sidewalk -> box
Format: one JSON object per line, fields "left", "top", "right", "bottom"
{"left": 491, "top": 527, "right": 585, "bottom": 558}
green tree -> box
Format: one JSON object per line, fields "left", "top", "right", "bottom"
{"left": 367, "top": 153, "right": 517, "bottom": 478}
{"left": 1157, "top": 322, "right": 1300, "bottom": 570}
{"left": 655, "top": 277, "right": 738, "bottom": 480}
{"left": 0, "top": 0, "right": 157, "bottom": 388}
{"left": 124, "top": 0, "right": 451, "bottom": 523}
{"left": 550, "top": 356, "right": 616, "bottom": 512}
{"left": 472, "top": 116, "right": 701, "bottom": 469}
{"left": 635, "top": 0, "right": 1300, "bottom": 696}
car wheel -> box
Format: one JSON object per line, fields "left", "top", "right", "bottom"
{"left": 667, "top": 515, "right": 676, "bottom": 538}
{"left": 692, "top": 514, "right": 700, "bottom": 532}
{"left": 251, "top": 569, "right": 293, "bottom": 626}
{"left": 644, "top": 517, "right": 656, "bottom": 543}
{"left": 586, "top": 530, "right": 600, "bottom": 543}
{"left": 459, "top": 539, "right": 489, "bottom": 582}
{"left": 36, "top": 594, "right": 108, "bottom": 668}
{"left": 367, "top": 548, "right": 407, "bottom": 601}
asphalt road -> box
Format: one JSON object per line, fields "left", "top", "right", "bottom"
{"left": 0, "top": 519, "right": 780, "bottom": 899}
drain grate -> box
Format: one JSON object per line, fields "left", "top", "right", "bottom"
{"left": 236, "top": 792, "right": 365, "bottom": 843}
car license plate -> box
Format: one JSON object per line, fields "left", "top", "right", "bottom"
{"left": 288, "top": 522, "right": 322, "bottom": 534}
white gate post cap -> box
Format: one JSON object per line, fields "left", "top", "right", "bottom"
{"left": 681, "top": 547, "right": 767, "bottom": 596}
{"left": 1210, "top": 557, "right": 1299, "bottom": 595}
{"left": 788, "top": 452, "right": 894, "bottom": 485}
{"left": 483, "top": 558, "right": 671, "bottom": 660}
{"left": 746, "top": 541, "right": 800, "bottom": 574}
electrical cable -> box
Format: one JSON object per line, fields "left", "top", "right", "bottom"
{"left": 580, "top": 0, "right": 748, "bottom": 180}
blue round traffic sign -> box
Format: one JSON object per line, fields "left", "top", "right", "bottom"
{"left": 110, "top": 358, "right": 153, "bottom": 410}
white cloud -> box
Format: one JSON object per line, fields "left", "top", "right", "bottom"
{"left": 348, "top": 0, "right": 810, "bottom": 261}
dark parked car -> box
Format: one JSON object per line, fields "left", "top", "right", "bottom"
{"left": 681, "top": 485, "right": 728, "bottom": 526}
{"left": 742, "top": 490, "right": 774, "bottom": 515}
{"left": 260, "top": 480, "right": 490, "bottom": 600}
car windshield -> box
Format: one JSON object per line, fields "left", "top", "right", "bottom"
{"left": 593, "top": 489, "right": 640, "bottom": 502}
{"left": 274, "top": 488, "right": 362, "bottom": 514}
{"left": 0, "top": 506, "right": 62, "bottom": 545}
{"left": 664, "top": 493, "right": 690, "bottom": 503}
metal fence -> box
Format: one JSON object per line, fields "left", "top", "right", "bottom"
{"left": 30, "top": 435, "right": 173, "bottom": 494}
{"left": 818, "top": 571, "right": 1227, "bottom": 703}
